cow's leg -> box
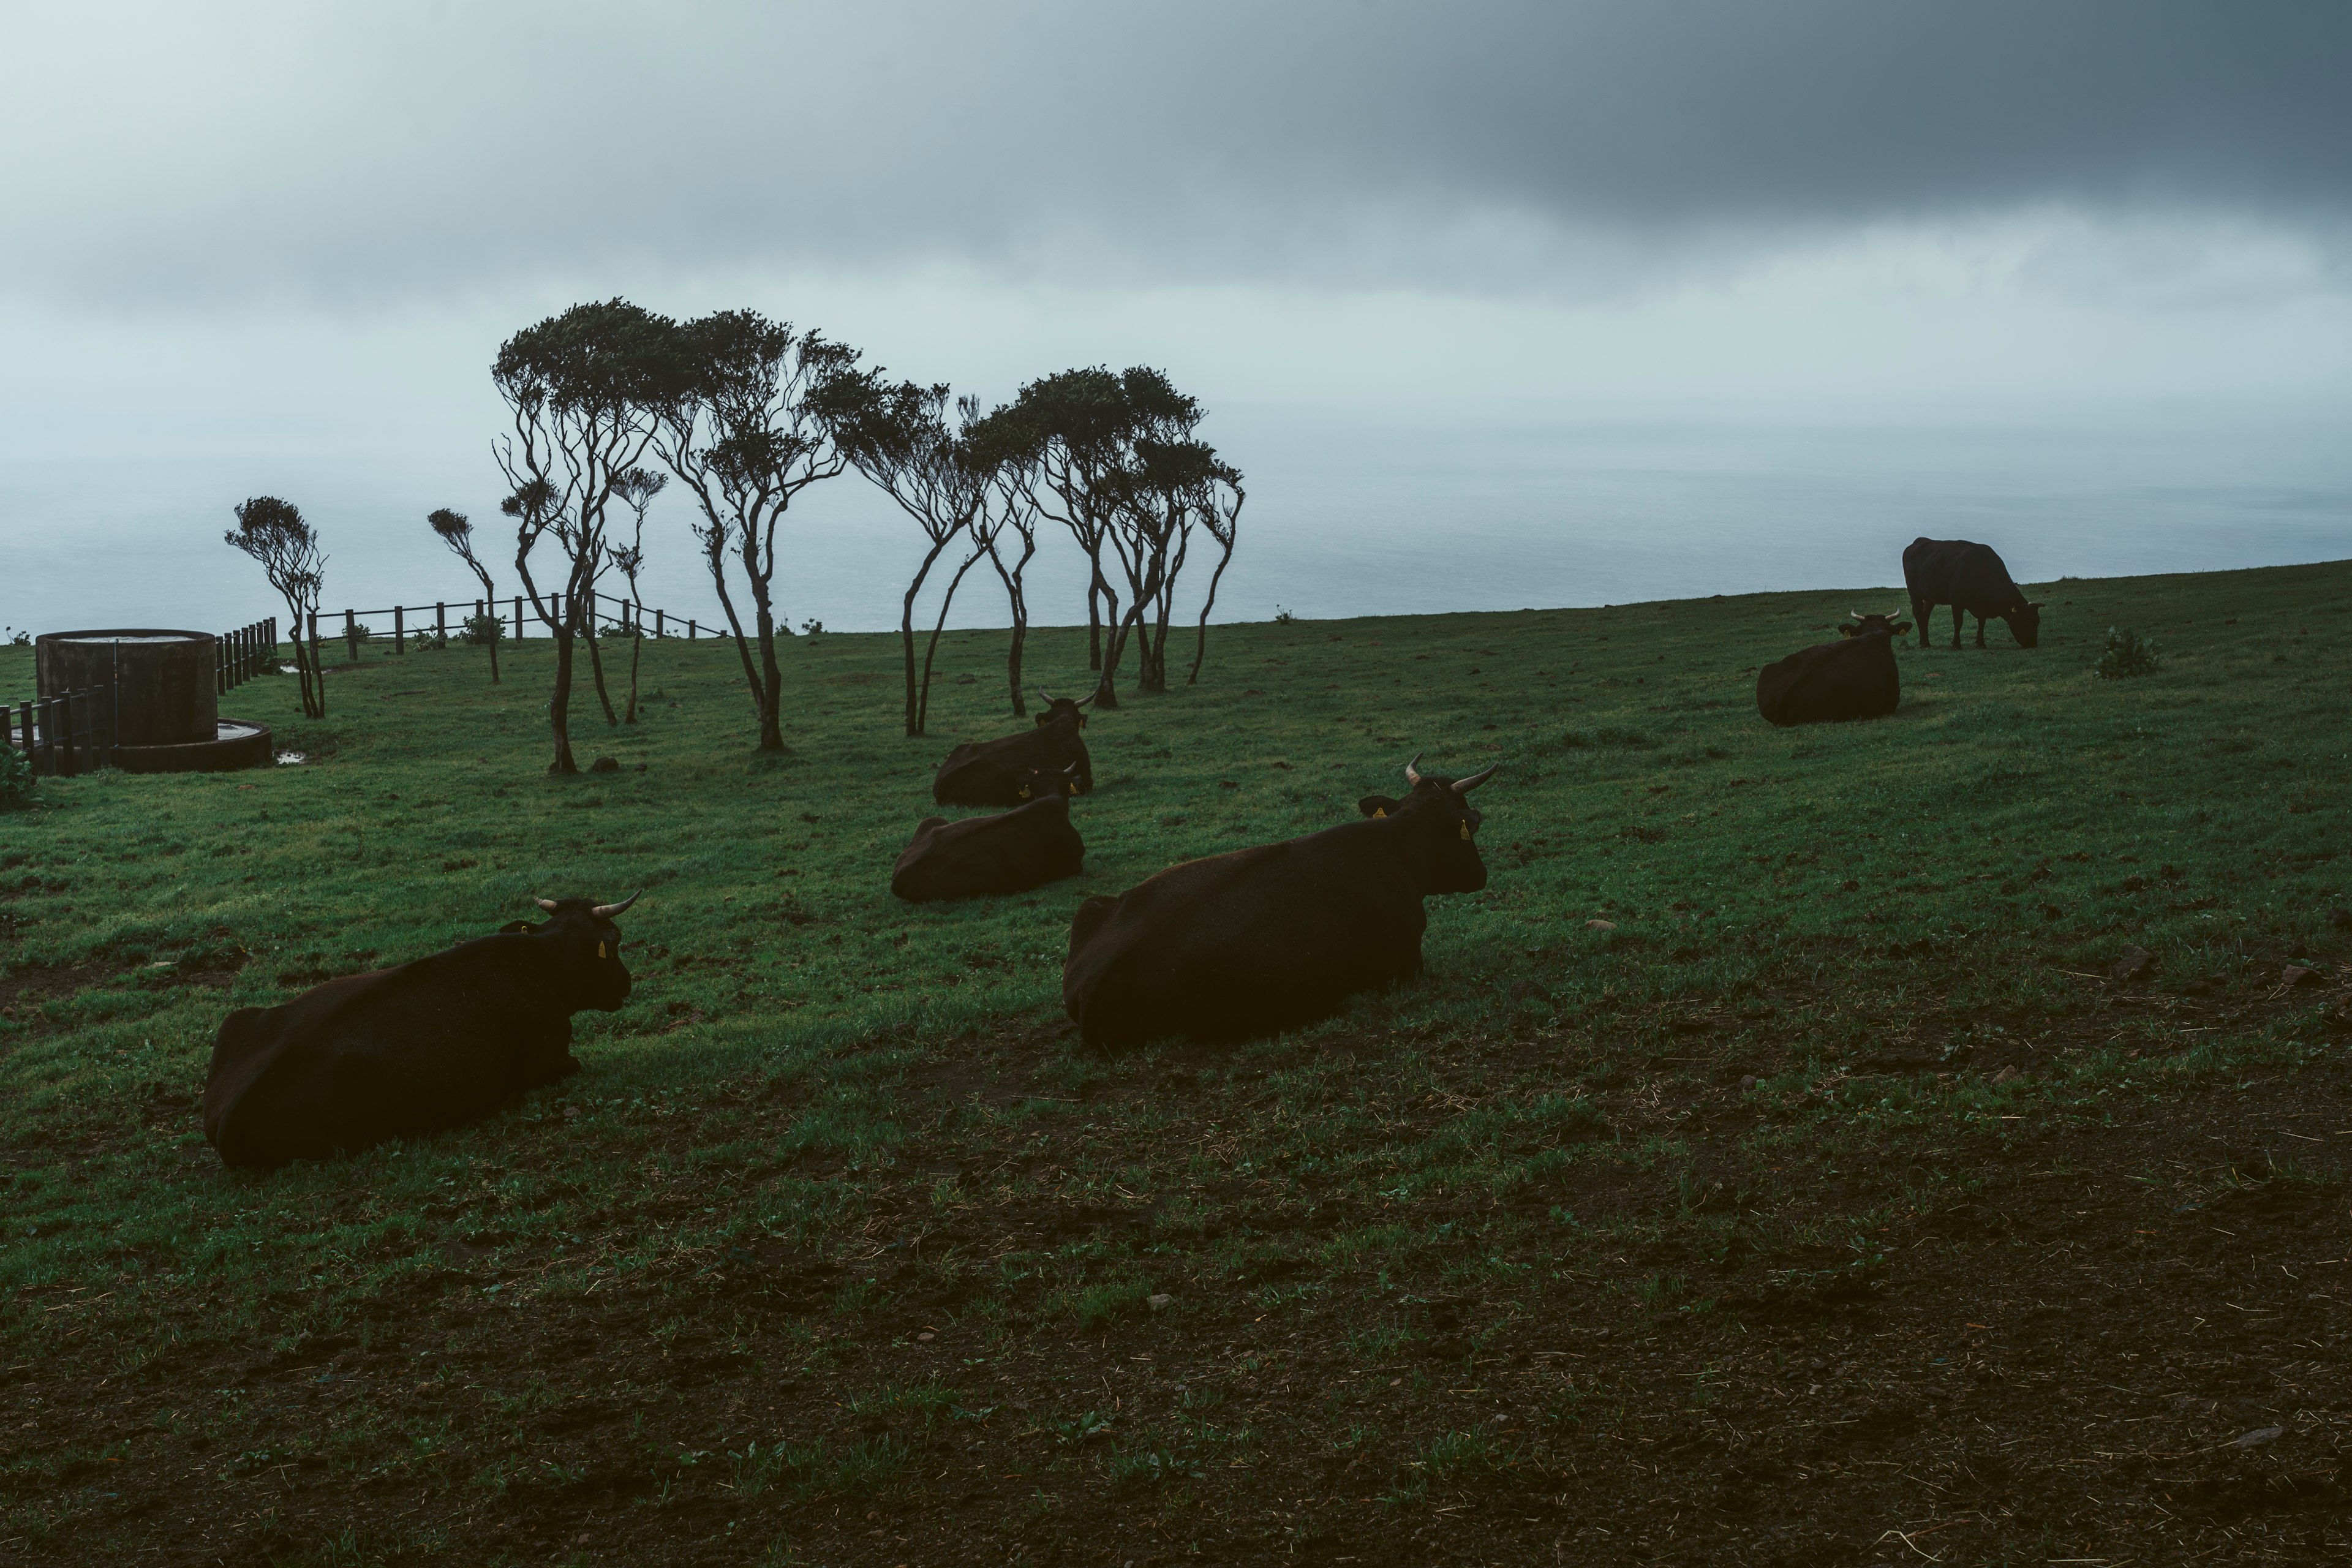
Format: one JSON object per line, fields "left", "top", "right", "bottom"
{"left": 1949, "top": 605, "right": 1964, "bottom": 650}
{"left": 1909, "top": 598, "right": 1931, "bottom": 650}
{"left": 1974, "top": 613, "right": 1987, "bottom": 649}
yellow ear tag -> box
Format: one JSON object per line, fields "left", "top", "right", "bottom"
{"left": 597, "top": 941, "right": 608, "bottom": 959}
{"left": 1373, "top": 807, "right": 1386, "bottom": 818}
{"left": 1018, "top": 784, "right": 1032, "bottom": 799}
{"left": 1459, "top": 821, "right": 1471, "bottom": 841}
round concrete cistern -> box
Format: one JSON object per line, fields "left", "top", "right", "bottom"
{"left": 33, "top": 628, "right": 271, "bottom": 772}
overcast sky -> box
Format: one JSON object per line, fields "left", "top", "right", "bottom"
{"left": 2, "top": 2, "right": 2347, "bottom": 628}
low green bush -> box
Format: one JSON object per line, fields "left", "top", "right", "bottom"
{"left": 2096, "top": 626, "right": 2159, "bottom": 679}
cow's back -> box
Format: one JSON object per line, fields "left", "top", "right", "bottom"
{"left": 891, "top": 798, "right": 1084, "bottom": 900}
{"left": 204, "top": 940, "right": 573, "bottom": 1170}
{"left": 1905, "top": 537, "right": 2018, "bottom": 611}
{"left": 1063, "top": 828, "right": 1426, "bottom": 1046}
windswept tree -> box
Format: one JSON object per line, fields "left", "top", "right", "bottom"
{"left": 999, "top": 368, "right": 1136, "bottom": 690}
{"left": 606, "top": 466, "right": 665, "bottom": 723}
{"left": 835, "top": 382, "right": 997, "bottom": 736}
{"left": 491, "top": 299, "right": 666, "bottom": 774}
{"left": 1106, "top": 431, "right": 1243, "bottom": 693}
{"left": 647, "top": 309, "right": 865, "bottom": 752}
{"left": 1188, "top": 463, "right": 1245, "bottom": 684}
{"left": 225, "top": 495, "right": 326, "bottom": 718}
{"left": 427, "top": 507, "right": 501, "bottom": 684}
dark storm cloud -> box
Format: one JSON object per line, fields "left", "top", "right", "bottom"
{"left": 1, "top": 0, "right": 2344, "bottom": 306}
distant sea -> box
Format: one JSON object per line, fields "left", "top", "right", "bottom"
{"left": 2, "top": 404, "right": 2345, "bottom": 648}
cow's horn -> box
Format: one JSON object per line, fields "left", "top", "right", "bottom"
{"left": 1453, "top": 763, "right": 1499, "bottom": 793}
{"left": 1074, "top": 692, "right": 1095, "bottom": 709}
{"left": 1885, "top": 605, "right": 1905, "bottom": 619}
{"left": 534, "top": 897, "right": 560, "bottom": 913}
{"left": 1404, "top": 752, "right": 1424, "bottom": 786}
{"left": 1035, "top": 685, "right": 1055, "bottom": 703}
{"left": 591, "top": 892, "right": 639, "bottom": 919}
{"left": 1850, "top": 611, "right": 1864, "bottom": 619}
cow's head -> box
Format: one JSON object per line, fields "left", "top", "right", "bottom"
{"left": 1014, "top": 760, "right": 1084, "bottom": 802}
{"left": 1033, "top": 687, "right": 1093, "bottom": 729}
{"left": 1356, "top": 753, "right": 1498, "bottom": 893}
{"left": 2004, "top": 600, "right": 2045, "bottom": 649}
{"left": 526, "top": 893, "right": 638, "bottom": 1011}
{"left": 1840, "top": 608, "right": 1913, "bottom": 640}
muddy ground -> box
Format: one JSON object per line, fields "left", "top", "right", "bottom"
{"left": 9, "top": 1009, "right": 2351, "bottom": 1568}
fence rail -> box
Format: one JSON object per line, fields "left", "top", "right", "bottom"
{"left": 304, "top": 591, "right": 721, "bottom": 662}
{"left": 6, "top": 617, "right": 275, "bottom": 777}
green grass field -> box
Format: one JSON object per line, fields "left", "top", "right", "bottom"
{"left": 4, "top": 561, "right": 2350, "bottom": 1565}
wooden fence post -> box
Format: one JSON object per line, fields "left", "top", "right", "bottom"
{"left": 514, "top": 596, "right": 524, "bottom": 640}
{"left": 394, "top": 605, "right": 406, "bottom": 654}
{"left": 344, "top": 610, "right": 360, "bottom": 662}
{"left": 435, "top": 602, "right": 447, "bottom": 647}
{"left": 17, "top": 701, "right": 32, "bottom": 776}
{"left": 654, "top": 608, "right": 664, "bottom": 638}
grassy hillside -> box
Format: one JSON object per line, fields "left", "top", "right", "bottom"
{"left": 4, "top": 560, "right": 2350, "bottom": 1566}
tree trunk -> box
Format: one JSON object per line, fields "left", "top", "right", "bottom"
{"left": 548, "top": 612, "right": 579, "bottom": 774}
{"left": 582, "top": 594, "right": 619, "bottom": 725}
{"left": 991, "top": 537, "right": 1035, "bottom": 718}
{"left": 899, "top": 532, "right": 959, "bottom": 737}
{"left": 624, "top": 614, "right": 641, "bottom": 723}
{"left": 916, "top": 549, "right": 984, "bottom": 736}
{"left": 753, "top": 595, "right": 784, "bottom": 752}
{"left": 1188, "top": 543, "right": 1234, "bottom": 684}
{"left": 1086, "top": 575, "right": 1103, "bottom": 671}
{"left": 1090, "top": 579, "right": 1126, "bottom": 709}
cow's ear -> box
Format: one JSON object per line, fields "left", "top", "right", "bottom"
{"left": 1893, "top": 621, "right": 1913, "bottom": 636}
{"left": 1837, "top": 625, "right": 1858, "bottom": 638}
{"left": 1359, "top": 794, "right": 1400, "bottom": 819}
{"left": 498, "top": 919, "right": 536, "bottom": 935}
{"left": 2027, "top": 601, "right": 2045, "bottom": 610}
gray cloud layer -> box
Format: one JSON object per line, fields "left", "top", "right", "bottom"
{"left": 2, "top": 1, "right": 2345, "bottom": 308}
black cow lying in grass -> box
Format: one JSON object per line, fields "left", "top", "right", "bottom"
{"left": 1061, "top": 754, "right": 1494, "bottom": 1047}
{"left": 1755, "top": 610, "right": 1911, "bottom": 727}
{"left": 891, "top": 793, "right": 1085, "bottom": 902}
{"left": 1904, "top": 537, "right": 2043, "bottom": 649}
{"left": 202, "top": 895, "right": 636, "bottom": 1172}
{"left": 932, "top": 690, "right": 1094, "bottom": 807}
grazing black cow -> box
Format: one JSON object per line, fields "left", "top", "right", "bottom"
{"left": 1755, "top": 610, "right": 1912, "bottom": 727}
{"left": 891, "top": 791, "right": 1086, "bottom": 902}
{"left": 202, "top": 895, "right": 637, "bottom": 1172}
{"left": 1061, "top": 754, "right": 1496, "bottom": 1047}
{"left": 1903, "top": 537, "right": 2043, "bottom": 649}
{"left": 932, "top": 688, "right": 1094, "bottom": 807}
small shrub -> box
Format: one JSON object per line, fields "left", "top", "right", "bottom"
{"left": 800, "top": 619, "right": 824, "bottom": 636}
{"left": 3, "top": 626, "right": 30, "bottom": 647}
{"left": 0, "top": 742, "right": 32, "bottom": 810}
{"left": 458, "top": 614, "right": 503, "bottom": 646}
{"left": 2096, "top": 627, "right": 2159, "bottom": 679}
{"left": 1273, "top": 606, "right": 1295, "bottom": 624}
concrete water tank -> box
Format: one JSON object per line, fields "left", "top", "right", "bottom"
{"left": 34, "top": 628, "right": 270, "bottom": 772}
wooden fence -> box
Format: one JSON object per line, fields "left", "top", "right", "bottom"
{"left": 306, "top": 591, "right": 719, "bottom": 662}
{"left": 6, "top": 617, "right": 275, "bottom": 778}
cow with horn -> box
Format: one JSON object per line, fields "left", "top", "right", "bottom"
{"left": 1754, "top": 609, "right": 1910, "bottom": 727}
{"left": 931, "top": 687, "right": 1095, "bottom": 807}
{"left": 203, "top": 895, "right": 639, "bottom": 1171}
{"left": 1063, "top": 753, "right": 1498, "bottom": 1047}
